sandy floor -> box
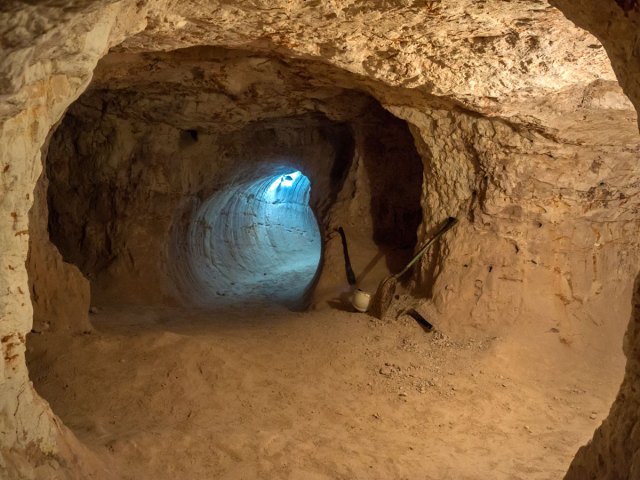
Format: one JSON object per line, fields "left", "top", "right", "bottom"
{"left": 26, "top": 304, "right": 625, "bottom": 480}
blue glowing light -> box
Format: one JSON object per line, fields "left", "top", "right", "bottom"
{"left": 267, "top": 170, "right": 301, "bottom": 193}
{"left": 280, "top": 174, "right": 295, "bottom": 187}
{"left": 279, "top": 171, "right": 301, "bottom": 188}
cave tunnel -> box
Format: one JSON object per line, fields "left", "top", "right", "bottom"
{"left": 6, "top": 3, "right": 640, "bottom": 480}
{"left": 41, "top": 66, "right": 424, "bottom": 312}
{"left": 180, "top": 168, "right": 321, "bottom": 309}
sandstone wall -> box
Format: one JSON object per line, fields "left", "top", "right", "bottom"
{"left": 565, "top": 272, "right": 640, "bottom": 479}
{"left": 0, "top": 2, "right": 147, "bottom": 477}
{"left": 0, "top": 1, "right": 638, "bottom": 478}
{"left": 27, "top": 161, "right": 91, "bottom": 334}
{"left": 551, "top": 0, "right": 640, "bottom": 120}
{"left": 548, "top": 2, "right": 640, "bottom": 479}
{"left": 389, "top": 85, "right": 640, "bottom": 334}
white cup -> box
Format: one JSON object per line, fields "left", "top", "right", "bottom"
{"left": 352, "top": 289, "right": 371, "bottom": 312}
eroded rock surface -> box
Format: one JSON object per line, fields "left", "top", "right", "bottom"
{"left": 0, "top": 1, "right": 639, "bottom": 478}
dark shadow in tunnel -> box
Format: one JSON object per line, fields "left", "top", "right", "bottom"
{"left": 358, "top": 103, "right": 424, "bottom": 274}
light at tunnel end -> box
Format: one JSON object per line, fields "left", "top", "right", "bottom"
{"left": 279, "top": 171, "right": 301, "bottom": 187}
{"left": 178, "top": 168, "right": 321, "bottom": 309}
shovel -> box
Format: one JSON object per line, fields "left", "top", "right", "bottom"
{"left": 369, "top": 217, "right": 458, "bottom": 319}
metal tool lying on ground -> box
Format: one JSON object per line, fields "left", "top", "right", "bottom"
{"left": 405, "top": 308, "right": 434, "bottom": 332}
{"left": 368, "top": 216, "right": 459, "bottom": 319}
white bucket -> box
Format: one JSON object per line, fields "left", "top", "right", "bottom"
{"left": 351, "top": 289, "right": 371, "bottom": 313}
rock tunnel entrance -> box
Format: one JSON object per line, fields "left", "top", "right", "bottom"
{"left": 38, "top": 50, "right": 425, "bottom": 313}
{"left": 177, "top": 168, "right": 321, "bottom": 309}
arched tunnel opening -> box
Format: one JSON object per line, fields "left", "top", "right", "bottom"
{"left": 7, "top": 6, "right": 640, "bottom": 479}
{"left": 177, "top": 167, "right": 322, "bottom": 309}
{"left": 38, "top": 58, "right": 425, "bottom": 315}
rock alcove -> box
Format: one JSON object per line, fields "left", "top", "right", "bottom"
{"left": 40, "top": 53, "right": 424, "bottom": 313}
{"left": 2, "top": 1, "right": 640, "bottom": 479}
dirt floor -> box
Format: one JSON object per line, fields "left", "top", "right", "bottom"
{"left": 26, "top": 304, "right": 625, "bottom": 480}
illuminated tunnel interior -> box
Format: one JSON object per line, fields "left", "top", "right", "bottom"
{"left": 180, "top": 168, "right": 321, "bottom": 308}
